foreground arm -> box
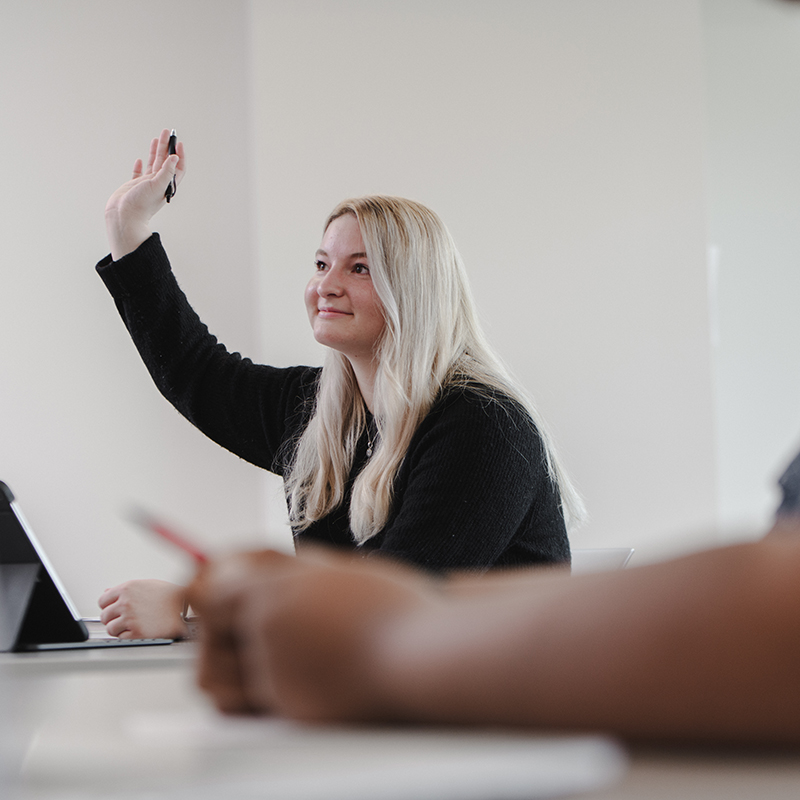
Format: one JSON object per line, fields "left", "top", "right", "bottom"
{"left": 188, "top": 532, "right": 800, "bottom": 745}
{"left": 382, "top": 536, "right": 800, "bottom": 744}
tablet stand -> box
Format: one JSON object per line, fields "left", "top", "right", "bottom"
{"left": 0, "top": 563, "right": 40, "bottom": 652}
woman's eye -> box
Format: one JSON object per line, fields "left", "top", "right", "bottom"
{"left": 353, "top": 263, "right": 370, "bottom": 275}
{"left": 315, "top": 260, "right": 327, "bottom": 271}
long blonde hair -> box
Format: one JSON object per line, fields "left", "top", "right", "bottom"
{"left": 285, "top": 196, "right": 584, "bottom": 542}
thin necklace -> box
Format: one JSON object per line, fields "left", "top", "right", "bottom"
{"left": 366, "top": 420, "right": 376, "bottom": 458}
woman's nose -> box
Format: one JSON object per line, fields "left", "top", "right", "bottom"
{"left": 317, "top": 268, "right": 343, "bottom": 295}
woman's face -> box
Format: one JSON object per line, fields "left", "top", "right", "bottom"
{"left": 305, "top": 214, "right": 386, "bottom": 365}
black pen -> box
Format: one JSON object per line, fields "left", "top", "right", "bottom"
{"left": 165, "top": 129, "right": 177, "bottom": 203}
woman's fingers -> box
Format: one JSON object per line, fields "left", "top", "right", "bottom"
{"left": 105, "top": 616, "right": 131, "bottom": 638}
{"left": 98, "top": 605, "right": 118, "bottom": 626}
{"left": 139, "top": 129, "right": 184, "bottom": 187}
{"left": 174, "top": 140, "right": 186, "bottom": 187}
{"left": 156, "top": 154, "right": 180, "bottom": 195}
{"left": 146, "top": 129, "right": 173, "bottom": 175}
{"left": 144, "top": 136, "right": 159, "bottom": 174}
{"left": 98, "top": 586, "right": 121, "bottom": 609}
{"left": 105, "top": 128, "right": 186, "bottom": 261}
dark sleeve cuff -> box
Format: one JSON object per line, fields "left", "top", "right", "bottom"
{"left": 95, "top": 233, "right": 172, "bottom": 299}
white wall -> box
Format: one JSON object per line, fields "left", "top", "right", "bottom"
{"left": 3, "top": 0, "right": 772, "bottom": 618}
{"left": 702, "top": 0, "right": 800, "bottom": 533}
{"left": 250, "top": 0, "right": 718, "bottom": 560}
{"left": 0, "top": 0, "right": 270, "bottom": 615}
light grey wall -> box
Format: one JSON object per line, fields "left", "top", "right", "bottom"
{"left": 703, "top": 0, "right": 800, "bottom": 533}
{"left": 249, "top": 0, "right": 718, "bottom": 560}
{"left": 0, "top": 0, "right": 268, "bottom": 615}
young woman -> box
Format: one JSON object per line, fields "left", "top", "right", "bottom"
{"left": 97, "top": 130, "right": 583, "bottom": 640}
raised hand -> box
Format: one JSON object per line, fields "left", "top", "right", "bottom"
{"left": 105, "top": 129, "right": 186, "bottom": 260}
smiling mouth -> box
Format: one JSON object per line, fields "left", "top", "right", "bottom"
{"left": 318, "top": 308, "right": 352, "bottom": 316}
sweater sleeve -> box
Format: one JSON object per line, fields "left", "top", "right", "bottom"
{"left": 369, "top": 390, "right": 570, "bottom": 572}
{"left": 96, "top": 234, "right": 317, "bottom": 474}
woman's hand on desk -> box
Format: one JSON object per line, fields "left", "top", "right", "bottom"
{"left": 98, "top": 578, "right": 189, "bottom": 640}
{"left": 105, "top": 128, "right": 186, "bottom": 261}
{"left": 187, "top": 548, "right": 433, "bottom": 720}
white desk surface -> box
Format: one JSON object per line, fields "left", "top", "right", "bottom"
{"left": 0, "top": 639, "right": 196, "bottom": 676}
{"left": 2, "top": 646, "right": 800, "bottom": 800}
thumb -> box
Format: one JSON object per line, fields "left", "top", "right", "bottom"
{"left": 156, "top": 154, "right": 178, "bottom": 182}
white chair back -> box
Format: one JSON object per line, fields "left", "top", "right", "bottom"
{"left": 571, "top": 547, "right": 634, "bottom": 575}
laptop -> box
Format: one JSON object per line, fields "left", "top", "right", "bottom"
{"left": 0, "top": 480, "right": 172, "bottom": 652}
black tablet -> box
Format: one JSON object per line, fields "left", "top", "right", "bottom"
{"left": 0, "top": 481, "right": 171, "bottom": 651}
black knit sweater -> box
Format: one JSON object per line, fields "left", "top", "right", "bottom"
{"left": 97, "top": 234, "right": 570, "bottom": 572}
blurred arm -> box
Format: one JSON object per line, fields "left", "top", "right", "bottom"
{"left": 189, "top": 533, "right": 800, "bottom": 745}
{"left": 377, "top": 535, "right": 800, "bottom": 744}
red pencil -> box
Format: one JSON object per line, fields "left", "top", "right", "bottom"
{"left": 128, "top": 507, "right": 209, "bottom": 564}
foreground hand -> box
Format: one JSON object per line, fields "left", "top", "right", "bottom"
{"left": 187, "top": 548, "right": 433, "bottom": 721}
{"left": 105, "top": 128, "right": 186, "bottom": 260}
{"left": 98, "top": 579, "right": 189, "bottom": 639}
